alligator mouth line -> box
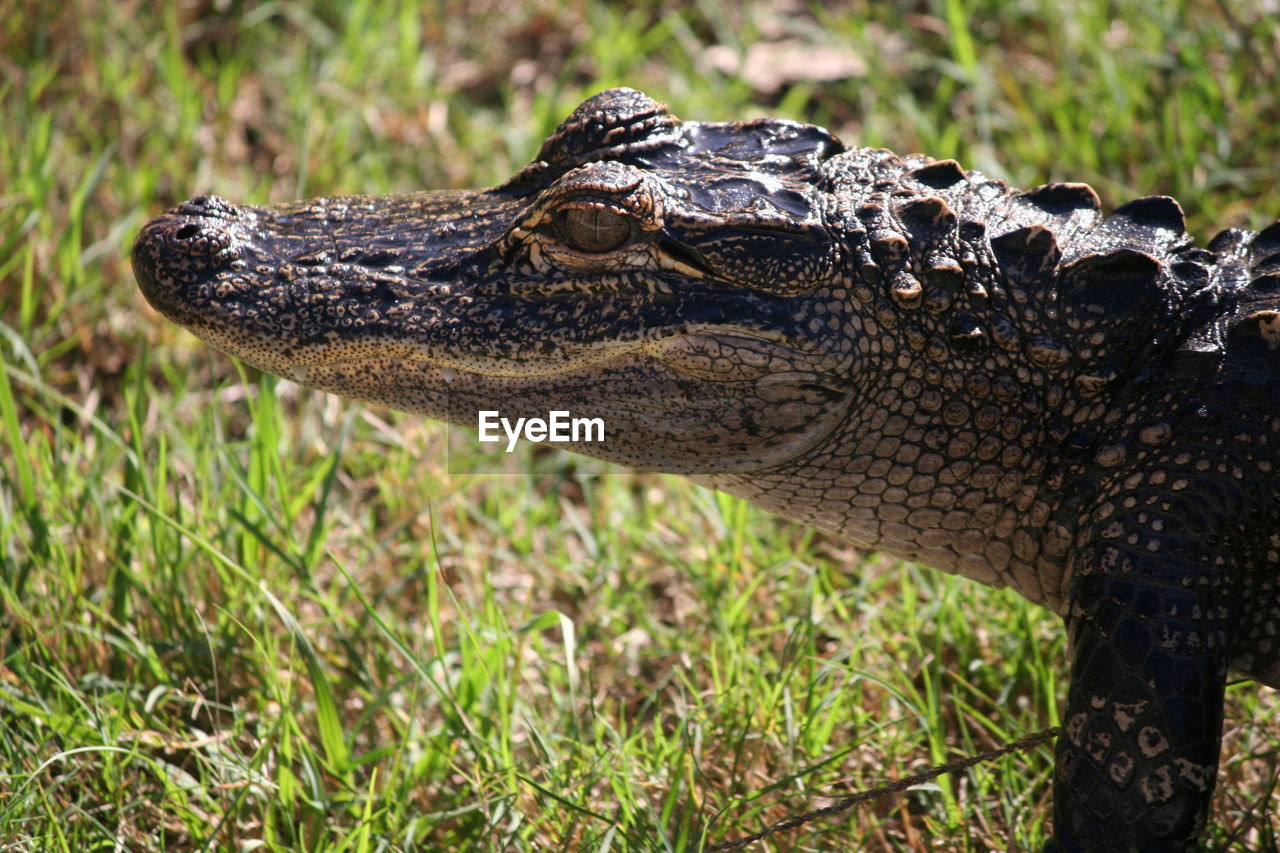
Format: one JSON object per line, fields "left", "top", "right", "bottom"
{"left": 284, "top": 344, "right": 648, "bottom": 384}
{"left": 265, "top": 328, "right": 825, "bottom": 383}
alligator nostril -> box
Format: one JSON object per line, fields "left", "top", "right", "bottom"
{"left": 158, "top": 216, "right": 235, "bottom": 257}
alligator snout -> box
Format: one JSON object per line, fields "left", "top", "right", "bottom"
{"left": 132, "top": 195, "right": 251, "bottom": 319}
{"left": 141, "top": 195, "right": 245, "bottom": 256}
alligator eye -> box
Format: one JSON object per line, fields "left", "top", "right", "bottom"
{"left": 558, "top": 207, "right": 633, "bottom": 253}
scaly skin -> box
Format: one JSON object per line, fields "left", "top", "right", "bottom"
{"left": 132, "top": 89, "right": 1280, "bottom": 850}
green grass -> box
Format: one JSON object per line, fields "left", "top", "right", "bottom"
{"left": 2, "top": 0, "right": 1279, "bottom": 850}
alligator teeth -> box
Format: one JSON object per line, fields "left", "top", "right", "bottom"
{"left": 442, "top": 367, "right": 456, "bottom": 384}
{"left": 291, "top": 365, "right": 308, "bottom": 383}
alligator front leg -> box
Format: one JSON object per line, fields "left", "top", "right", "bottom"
{"left": 1051, "top": 539, "right": 1231, "bottom": 851}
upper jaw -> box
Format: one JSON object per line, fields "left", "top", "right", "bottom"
{"left": 131, "top": 189, "right": 516, "bottom": 357}
{"left": 131, "top": 187, "right": 838, "bottom": 377}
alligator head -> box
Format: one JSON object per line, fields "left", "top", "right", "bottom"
{"left": 133, "top": 88, "right": 860, "bottom": 474}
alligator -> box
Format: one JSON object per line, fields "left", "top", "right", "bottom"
{"left": 132, "top": 88, "right": 1280, "bottom": 851}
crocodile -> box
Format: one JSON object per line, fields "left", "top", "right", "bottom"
{"left": 132, "top": 88, "right": 1280, "bottom": 851}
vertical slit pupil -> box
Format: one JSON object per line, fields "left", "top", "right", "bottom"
{"left": 562, "top": 208, "right": 631, "bottom": 252}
